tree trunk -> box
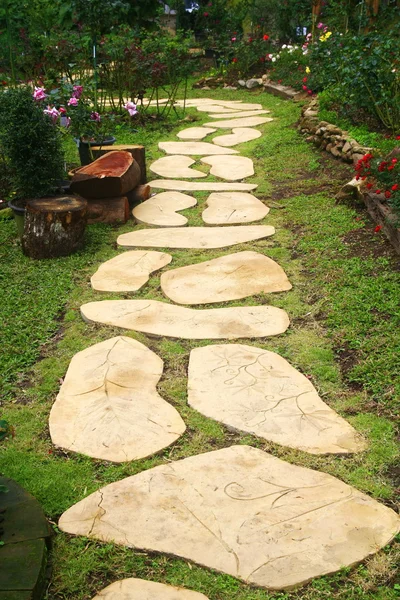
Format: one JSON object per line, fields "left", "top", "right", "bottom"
{"left": 91, "top": 144, "right": 147, "bottom": 184}
{"left": 127, "top": 184, "right": 151, "bottom": 206}
{"left": 86, "top": 196, "right": 130, "bottom": 224}
{"left": 22, "top": 197, "right": 87, "bottom": 259}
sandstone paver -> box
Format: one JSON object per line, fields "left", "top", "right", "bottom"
{"left": 204, "top": 117, "right": 273, "bottom": 129}
{"left": 177, "top": 127, "right": 216, "bottom": 140}
{"left": 159, "top": 142, "right": 237, "bottom": 155}
{"left": 200, "top": 155, "right": 254, "bottom": 181}
{"left": 150, "top": 156, "right": 207, "bottom": 179}
{"left": 209, "top": 110, "right": 270, "bottom": 119}
{"left": 91, "top": 579, "right": 210, "bottom": 600}
{"left": 132, "top": 192, "right": 197, "bottom": 227}
{"left": 149, "top": 180, "right": 257, "bottom": 192}
{"left": 212, "top": 128, "right": 262, "bottom": 147}
{"left": 202, "top": 192, "right": 269, "bottom": 224}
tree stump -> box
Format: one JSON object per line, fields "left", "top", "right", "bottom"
{"left": 92, "top": 145, "right": 147, "bottom": 184}
{"left": 22, "top": 196, "right": 87, "bottom": 259}
{"left": 86, "top": 196, "right": 129, "bottom": 224}
{"left": 127, "top": 184, "right": 151, "bottom": 206}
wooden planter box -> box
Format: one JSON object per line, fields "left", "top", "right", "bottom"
{"left": 363, "top": 192, "right": 400, "bottom": 255}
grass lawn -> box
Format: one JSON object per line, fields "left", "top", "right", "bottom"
{"left": 0, "top": 86, "right": 399, "bottom": 600}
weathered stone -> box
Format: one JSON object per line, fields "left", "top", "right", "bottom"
{"left": 188, "top": 345, "right": 367, "bottom": 454}
{"left": 342, "top": 141, "right": 353, "bottom": 154}
{"left": 159, "top": 142, "right": 237, "bottom": 155}
{"left": 212, "top": 128, "right": 262, "bottom": 147}
{"left": 209, "top": 110, "right": 270, "bottom": 119}
{"left": 200, "top": 156, "right": 254, "bottom": 181}
{"left": 149, "top": 180, "right": 257, "bottom": 192}
{"left": 194, "top": 102, "right": 263, "bottom": 112}
{"left": 263, "top": 82, "right": 296, "bottom": 100}
{"left": 161, "top": 251, "right": 291, "bottom": 305}
{"left": 91, "top": 250, "right": 172, "bottom": 292}
{"left": 238, "top": 80, "right": 246, "bottom": 87}
{"left": 204, "top": 117, "right": 273, "bottom": 129}
{"left": 177, "top": 127, "right": 216, "bottom": 140}
{"left": 246, "top": 79, "right": 261, "bottom": 89}
{"left": 81, "top": 300, "right": 290, "bottom": 339}
{"left": 202, "top": 192, "right": 269, "bottom": 225}
{"left": 49, "top": 336, "right": 186, "bottom": 462}
{"left": 150, "top": 156, "right": 207, "bottom": 179}
{"left": 132, "top": 192, "right": 196, "bottom": 227}
{"left": 91, "top": 579, "right": 210, "bottom": 600}
{"left": 118, "top": 225, "right": 275, "bottom": 249}
{"left": 59, "top": 445, "right": 400, "bottom": 590}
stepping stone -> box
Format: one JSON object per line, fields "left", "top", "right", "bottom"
{"left": 175, "top": 99, "right": 248, "bottom": 107}
{"left": 190, "top": 102, "right": 264, "bottom": 111}
{"left": 150, "top": 180, "right": 257, "bottom": 192}
{"left": 132, "top": 192, "right": 196, "bottom": 227}
{"left": 209, "top": 110, "right": 270, "bottom": 119}
{"left": 202, "top": 192, "right": 269, "bottom": 225}
{"left": 80, "top": 300, "right": 290, "bottom": 340}
{"left": 91, "top": 579, "right": 210, "bottom": 600}
{"left": 188, "top": 345, "right": 367, "bottom": 454}
{"left": 204, "top": 117, "right": 274, "bottom": 129}
{"left": 161, "top": 251, "right": 291, "bottom": 305}
{"left": 177, "top": 127, "right": 216, "bottom": 140}
{"left": 201, "top": 156, "right": 254, "bottom": 181}
{"left": 91, "top": 251, "right": 172, "bottom": 292}
{"left": 150, "top": 156, "right": 207, "bottom": 179}
{"left": 117, "top": 225, "right": 275, "bottom": 249}
{"left": 194, "top": 105, "right": 248, "bottom": 114}
{"left": 159, "top": 142, "right": 237, "bottom": 155}
{"left": 49, "top": 336, "right": 186, "bottom": 462}
{"left": 212, "top": 128, "right": 262, "bottom": 147}
{"left": 59, "top": 445, "right": 400, "bottom": 590}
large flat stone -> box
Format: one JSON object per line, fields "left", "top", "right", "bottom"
{"left": 202, "top": 192, "right": 269, "bottom": 225}
{"left": 91, "top": 579, "right": 209, "bottom": 600}
{"left": 149, "top": 180, "right": 257, "bottom": 192}
{"left": 80, "top": 300, "right": 290, "bottom": 340}
{"left": 188, "top": 345, "right": 367, "bottom": 454}
{"left": 132, "top": 192, "right": 197, "bottom": 227}
{"left": 161, "top": 251, "right": 291, "bottom": 305}
{"left": 117, "top": 226, "right": 275, "bottom": 249}
{"left": 150, "top": 156, "right": 207, "bottom": 179}
{"left": 49, "top": 336, "right": 186, "bottom": 462}
{"left": 201, "top": 156, "right": 254, "bottom": 181}
{"left": 59, "top": 445, "right": 400, "bottom": 590}
{"left": 194, "top": 105, "right": 247, "bottom": 114}
{"left": 212, "top": 128, "right": 262, "bottom": 147}
{"left": 204, "top": 117, "right": 273, "bottom": 129}
{"left": 159, "top": 142, "right": 237, "bottom": 155}
{"left": 91, "top": 251, "right": 172, "bottom": 292}
{"left": 177, "top": 127, "right": 216, "bottom": 140}
{"left": 209, "top": 110, "right": 270, "bottom": 119}
{"left": 194, "top": 102, "right": 263, "bottom": 111}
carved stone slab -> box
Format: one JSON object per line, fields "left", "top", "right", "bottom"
{"left": 161, "top": 251, "right": 291, "bottom": 305}
{"left": 59, "top": 445, "right": 400, "bottom": 590}
{"left": 80, "top": 300, "right": 290, "bottom": 340}
{"left": 202, "top": 192, "right": 269, "bottom": 225}
{"left": 159, "top": 142, "right": 237, "bottom": 155}
{"left": 149, "top": 156, "right": 207, "bottom": 179}
{"left": 212, "top": 128, "right": 262, "bottom": 147}
{"left": 49, "top": 336, "right": 186, "bottom": 462}
{"left": 91, "top": 251, "right": 172, "bottom": 292}
{"left": 132, "top": 192, "right": 197, "bottom": 227}
{"left": 204, "top": 117, "right": 273, "bottom": 129}
{"left": 117, "top": 226, "right": 275, "bottom": 249}
{"left": 209, "top": 110, "right": 271, "bottom": 119}
{"left": 91, "top": 579, "right": 210, "bottom": 600}
{"left": 188, "top": 345, "right": 367, "bottom": 454}
{"left": 150, "top": 180, "right": 257, "bottom": 192}
{"left": 177, "top": 127, "right": 216, "bottom": 140}
{"left": 201, "top": 156, "right": 254, "bottom": 181}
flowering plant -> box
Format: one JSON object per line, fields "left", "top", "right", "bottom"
{"left": 355, "top": 152, "right": 400, "bottom": 214}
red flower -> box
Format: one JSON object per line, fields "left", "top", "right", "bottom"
{"left": 302, "top": 85, "right": 307, "bottom": 91}
{"left": 374, "top": 225, "right": 382, "bottom": 232}
{"left": 385, "top": 190, "right": 391, "bottom": 198}
{"left": 307, "top": 89, "right": 313, "bottom": 95}
{"left": 303, "top": 76, "right": 307, "bottom": 83}
{"left": 392, "top": 183, "right": 399, "bottom": 191}
{"left": 396, "top": 135, "right": 400, "bottom": 140}
{"left": 203, "top": 12, "right": 209, "bottom": 17}
{"left": 232, "top": 57, "right": 238, "bottom": 63}
{"left": 263, "top": 34, "right": 269, "bottom": 41}
{"left": 367, "top": 183, "right": 373, "bottom": 189}
{"left": 392, "top": 158, "right": 398, "bottom": 164}
{"left": 248, "top": 37, "right": 253, "bottom": 42}
{"left": 388, "top": 165, "right": 394, "bottom": 171}
{"left": 375, "top": 189, "right": 381, "bottom": 194}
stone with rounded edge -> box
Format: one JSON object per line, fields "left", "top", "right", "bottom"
{"left": 80, "top": 300, "right": 290, "bottom": 340}
{"left": 204, "top": 116, "right": 273, "bottom": 129}
{"left": 91, "top": 250, "right": 172, "bottom": 292}
{"left": 159, "top": 142, "right": 237, "bottom": 155}
{"left": 117, "top": 225, "right": 274, "bottom": 249}
{"left": 202, "top": 192, "right": 269, "bottom": 225}
{"left": 201, "top": 155, "right": 254, "bottom": 181}
{"left": 188, "top": 344, "right": 368, "bottom": 454}
{"left": 49, "top": 336, "right": 186, "bottom": 462}
{"left": 132, "top": 192, "right": 196, "bottom": 227}
{"left": 150, "top": 156, "right": 207, "bottom": 179}
{"left": 177, "top": 127, "right": 216, "bottom": 140}
{"left": 91, "top": 579, "right": 210, "bottom": 600}
{"left": 150, "top": 180, "right": 257, "bottom": 192}
{"left": 212, "top": 128, "right": 262, "bottom": 147}
{"left": 59, "top": 445, "right": 400, "bottom": 590}
{"left": 209, "top": 110, "right": 270, "bottom": 119}
{"left": 161, "top": 251, "right": 291, "bottom": 305}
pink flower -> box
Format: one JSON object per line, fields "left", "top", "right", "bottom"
{"left": 231, "top": 37, "right": 236, "bottom": 42}
{"left": 90, "top": 111, "right": 101, "bottom": 122}
{"left": 124, "top": 101, "right": 137, "bottom": 117}
{"left": 68, "top": 97, "right": 78, "bottom": 106}
{"left": 317, "top": 22, "right": 324, "bottom": 29}
{"left": 43, "top": 105, "right": 60, "bottom": 123}
{"left": 72, "top": 85, "right": 83, "bottom": 99}
{"left": 33, "top": 86, "right": 47, "bottom": 101}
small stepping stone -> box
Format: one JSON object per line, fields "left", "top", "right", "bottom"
{"left": 209, "top": 110, "right": 271, "bottom": 119}
{"left": 80, "top": 300, "right": 290, "bottom": 340}
{"left": 117, "top": 225, "right": 275, "bottom": 249}
{"left": 59, "top": 445, "right": 400, "bottom": 590}
{"left": 193, "top": 102, "right": 264, "bottom": 111}
{"left": 194, "top": 105, "right": 247, "bottom": 114}
{"left": 175, "top": 99, "right": 249, "bottom": 107}
{"left": 177, "top": 127, "right": 216, "bottom": 140}
{"left": 91, "top": 579, "right": 210, "bottom": 600}
{"left": 201, "top": 155, "right": 254, "bottom": 181}
{"left": 150, "top": 156, "right": 207, "bottom": 179}
{"left": 91, "top": 251, "right": 172, "bottom": 292}
{"left": 188, "top": 345, "right": 368, "bottom": 454}
{"left": 49, "top": 336, "right": 186, "bottom": 462}
{"left": 202, "top": 192, "right": 269, "bottom": 225}
{"left": 212, "top": 128, "right": 262, "bottom": 147}
{"left": 150, "top": 180, "right": 257, "bottom": 192}
{"left": 161, "top": 251, "right": 291, "bottom": 305}
{"left": 159, "top": 142, "right": 237, "bottom": 155}
{"left": 204, "top": 116, "right": 273, "bottom": 129}
{"left": 132, "top": 192, "right": 196, "bottom": 227}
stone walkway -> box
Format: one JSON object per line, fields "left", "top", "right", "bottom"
{"left": 50, "top": 97, "right": 400, "bottom": 597}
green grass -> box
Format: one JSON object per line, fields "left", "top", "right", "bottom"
{"left": 0, "top": 85, "right": 399, "bottom": 600}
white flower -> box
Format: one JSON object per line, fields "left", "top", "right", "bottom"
{"left": 271, "top": 57, "right": 276, "bottom": 62}
{"left": 281, "top": 44, "right": 287, "bottom": 49}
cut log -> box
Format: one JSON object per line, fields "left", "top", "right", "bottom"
{"left": 127, "top": 184, "right": 151, "bottom": 206}
{"left": 86, "top": 196, "right": 130, "bottom": 224}
{"left": 91, "top": 144, "right": 147, "bottom": 184}
{"left": 22, "top": 197, "right": 87, "bottom": 259}
{"left": 70, "top": 151, "right": 141, "bottom": 199}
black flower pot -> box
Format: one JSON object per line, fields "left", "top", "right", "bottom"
{"left": 78, "top": 136, "right": 116, "bottom": 166}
